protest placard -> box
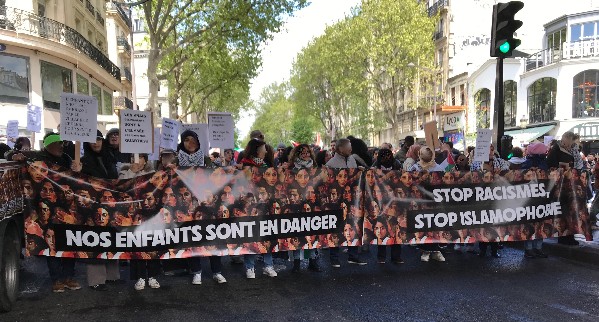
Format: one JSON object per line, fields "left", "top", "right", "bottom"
{"left": 161, "top": 118, "right": 180, "bottom": 151}
{"left": 180, "top": 123, "right": 209, "bottom": 155}
{"left": 544, "top": 136, "right": 554, "bottom": 146}
{"left": 423, "top": 121, "right": 440, "bottom": 150}
{"left": 26, "top": 104, "right": 42, "bottom": 133}
{"left": 149, "top": 128, "right": 162, "bottom": 161}
{"left": 6, "top": 120, "right": 18, "bottom": 148}
{"left": 473, "top": 129, "right": 493, "bottom": 162}
{"left": 208, "top": 112, "right": 234, "bottom": 149}
{"left": 119, "top": 110, "right": 153, "bottom": 153}
{"left": 59, "top": 93, "right": 98, "bottom": 143}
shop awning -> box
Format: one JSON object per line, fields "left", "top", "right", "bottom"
{"left": 505, "top": 125, "right": 555, "bottom": 145}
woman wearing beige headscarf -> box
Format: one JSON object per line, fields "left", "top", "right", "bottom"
{"left": 402, "top": 144, "right": 421, "bottom": 171}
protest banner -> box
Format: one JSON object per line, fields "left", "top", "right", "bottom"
{"left": 423, "top": 121, "right": 440, "bottom": 151}
{"left": 26, "top": 104, "right": 42, "bottom": 133}
{"left": 21, "top": 164, "right": 592, "bottom": 259}
{"left": 473, "top": 129, "right": 493, "bottom": 162}
{"left": 6, "top": 120, "right": 18, "bottom": 148}
{"left": 160, "top": 118, "right": 180, "bottom": 151}
{"left": 208, "top": 112, "right": 234, "bottom": 149}
{"left": 0, "top": 164, "right": 23, "bottom": 220}
{"left": 180, "top": 123, "right": 210, "bottom": 155}
{"left": 119, "top": 110, "right": 153, "bottom": 154}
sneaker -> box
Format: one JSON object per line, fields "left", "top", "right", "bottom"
{"left": 533, "top": 249, "right": 548, "bottom": 258}
{"left": 524, "top": 249, "right": 536, "bottom": 258}
{"left": 213, "top": 273, "right": 227, "bottom": 284}
{"left": 377, "top": 258, "right": 386, "bottom": 264}
{"left": 431, "top": 251, "right": 446, "bottom": 262}
{"left": 263, "top": 266, "right": 278, "bottom": 277}
{"left": 246, "top": 268, "right": 256, "bottom": 279}
{"left": 330, "top": 258, "right": 341, "bottom": 268}
{"left": 52, "top": 281, "right": 65, "bottom": 293}
{"left": 63, "top": 278, "right": 81, "bottom": 290}
{"left": 191, "top": 273, "right": 202, "bottom": 285}
{"left": 134, "top": 278, "right": 145, "bottom": 291}
{"left": 348, "top": 257, "right": 367, "bottom": 265}
{"left": 391, "top": 257, "right": 404, "bottom": 264}
{"left": 89, "top": 284, "right": 108, "bottom": 291}
{"left": 148, "top": 277, "right": 160, "bottom": 289}
{"left": 420, "top": 252, "right": 430, "bottom": 262}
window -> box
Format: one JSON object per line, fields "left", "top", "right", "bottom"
{"left": 459, "top": 84, "right": 466, "bottom": 106}
{"left": 41, "top": 61, "right": 72, "bottom": 110}
{"left": 0, "top": 53, "right": 30, "bottom": 104}
{"left": 546, "top": 28, "right": 566, "bottom": 50}
{"left": 475, "top": 88, "right": 491, "bottom": 129}
{"left": 583, "top": 22, "right": 596, "bottom": 39}
{"left": 76, "top": 74, "right": 89, "bottom": 94}
{"left": 91, "top": 83, "right": 102, "bottom": 114}
{"left": 504, "top": 80, "right": 517, "bottom": 127}
{"left": 102, "top": 90, "right": 112, "bottom": 115}
{"left": 572, "top": 70, "right": 599, "bottom": 118}
{"left": 571, "top": 24, "right": 582, "bottom": 42}
{"left": 528, "top": 77, "right": 557, "bottom": 124}
{"left": 451, "top": 87, "right": 456, "bottom": 105}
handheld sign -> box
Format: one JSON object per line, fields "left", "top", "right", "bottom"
{"left": 473, "top": 129, "right": 493, "bottom": 162}
{"left": 160, "top": 118, "right": 180, "bottom": 151}
{"left": 423, "top": 121, "right": 440, "bottom": 150}
{"left": 208, "top": 112, "right": 234, "bottom": 149}
{"left": 544, "top": 136, "right": 554, "bottom": 147}
{"left": 6, "top": 120, "right": 18, "bottom": 148}
{"left": 180, "top": 123, "right": 209, "bottom": 155}
{"left": 59, "top": 93, "right": 98, "bottom": 143}
{"left": 119, "top": 110, "right": 153, "bottom": 153}
{"left": 26, "top": 104, "right": 42, "bottom": 133}
{"left": 148, "top": 128, "right": 162, "bottom": 161}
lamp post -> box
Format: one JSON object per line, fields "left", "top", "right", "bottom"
{"left": 519, "top": 115, "right": 528, "bottom": 147}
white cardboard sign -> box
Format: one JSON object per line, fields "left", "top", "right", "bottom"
{"left": 208, "top": 112, "right": 234, "bottom": 149}
{"left": 26, "top": 104, "right": 42, "bottom": 133}
{"left": 148, "top": 128, "right": 162, "bottom": 161}
{"left": 160, "top": 118, "right": 180, "bottom": 151}
{"left": 119, "top": 110, "right": 153, "bottom": 153}
{"left": 473, "top": 129, "right": 493, "bottom": 162}
{"left": 59, "top": 93, "right": 98, "bottom": 143}
{"left": 6, "top": 120, "right": 19, "bottom": 148}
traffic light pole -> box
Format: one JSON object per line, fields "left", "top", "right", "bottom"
{"left": 492, "top": 56, "right": 504, "bottom": 154}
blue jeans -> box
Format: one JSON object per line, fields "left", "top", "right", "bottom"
{"left": 244, "top": 253, "right": 273, "bottom": 269}
{"left": 524, "top": 239, "right": 543, "bottom": 250}
{"left": 292, "top": 249, "right": 316, "bottom": 260}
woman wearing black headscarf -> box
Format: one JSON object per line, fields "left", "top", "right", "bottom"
{"left": 372, "top": 148, "right": 402, "bottom": 170}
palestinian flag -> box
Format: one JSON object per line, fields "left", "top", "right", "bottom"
{"left": 438, "top": 151, "right": 455, "bottom": 172}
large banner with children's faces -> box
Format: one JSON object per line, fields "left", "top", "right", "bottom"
{"left": 21, "top": 161, "right": 592, "bottom": 260}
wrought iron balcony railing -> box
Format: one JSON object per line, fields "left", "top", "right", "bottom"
{"left": 0, "top": 6, "right": 120, "bottom": 80}
{"left": 85, "top": 0, "right": 95, "bottom": 15}
{"left": 106, "top": 2, "right": 132, "bottom": 28}
{"left": 525, "top": 39, "right": 599, "bottom": 72}
{"left": 113, "top": 96, "right": 133, "bottom": 110}
{"left": 428, "top": 0, "right": 449, "bottom": 17}
{"left": 117, "top": 36, "right": 131, "bottom": 55}
{"left": 95, "top": 10, "right": 104, "bottom": 26}
{"left": 121, "top": 66, "right": 132, "bottom": 83}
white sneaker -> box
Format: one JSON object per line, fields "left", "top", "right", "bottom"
{"left": 192, "top": 273, "right": 202, "bottom": 285}
{"left": 134, "top": 278, "right": 145, "bottom": 291}
{"left": 246, "top": 268, "right": 256, "bottom": 279}
{"left": 148, "top": 277, "right": 160, "bottom": 289}
{"left": 420, "top": 252, "right": 430, "bottom": 262}
{"left": 263, "top": 266, "right": 278, "bottom": 277}
{"left": 213, "top": 273, "right": 227, "bottom": 284}
{"left": 431, "top": 251, "right": 446, "bottom": 262}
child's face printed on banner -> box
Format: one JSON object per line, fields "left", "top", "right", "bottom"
{"left": 28, "top": 161, "right": 48, "bottom": 183}
{"left": 40, "top": 181, "right": 57, "bottom": 203}
{"left": 45, "top": 228, "right": 56, "bottom": 252}
{"left": 162, "top": 187, "right": 177, "bottom": 207}
{"left": 374, "top": 222, "right": 387, "bottom": 239}
{"left": 336, "top": 170, "right": 348, "bottom": 187}
{"left": 39, "top": 201, "right": 51, "bottom": 225}
{"left": 76, "top": 189, "right": 92, "bottom": 208}
{"left": 251, "top": 167, "right": 263, "bottom": 184}
{"left": 263, "top": 168, "right": 278, "bottom": 186}
{"left": 483, "top": 171, "right": 494, "bottom": 183}
{"left": 271, "top": 202, "right": 282, "bottom": 214}
{"left": 61, "top": 185, "right": 74, "bottom": 203}
{"left": 302, "top": 203, "right": 311, "bottom": 213}
{"left": 366, "top": 170, "right": 375, "bottom": 187}
{"left": 329, "top": 188, "right": 339, "bottom": 203}
{"left": 328, "top": 233, "right": 339, "bottom": 247}
{"left": 176, "top": 209, "right": 191, "bottom": 222}
{"left": 150, "top": 171, "right": 169, "bottom": 190}
{"left": 442, "top": 172, "right": 455, "bottom": 185}
{"left": 101, "top": 190, "right": 117, "bottom": 208}
{"left": 343, "top": 224, "right": 356, "bottom": 242}
{"left": 258, "top": 187, "right": 269, "bottom": 202}
{"left": 218, "top": 205, "right": 230, "bottom": 219}
{"left": 142, "top": 192, "right": 157, "bottom": 210}
{"left": 305, "top": 186, "right": 316, "bottom": 202}
{"left": 160, "top": 208, "right": 172, "bottom": 223}
{"left": 399, "top": 172, "right": 413, "bottom": 187}
{"left": 289, "top": 189, "right": 300, "bottom": 204}
{"left": 90, "top": 178, "right": 104, "bottom": 192}
{"left": 295, "top": 169, "right": 310, "bottom": 188}
{"left": 22, "top": 179, "right": 34, "bottom": 199}
{"left": 95, "top": 207, "right": 110, "bottom": 226}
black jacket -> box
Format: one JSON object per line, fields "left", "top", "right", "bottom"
{"left": 23, "top": 150, "right": 73, "bottom": 169}
{"left": 81, "top": 144, "right": 119, "bottom": 179}
{"left": 106, "top": 145, "right": 131, "bottom": 164}
{"left": 546, "top": 143, "right": 574, "bottom": 169}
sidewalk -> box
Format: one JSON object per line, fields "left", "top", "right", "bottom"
{"left": 542, "top": 230, "right": 599, "bottom": 266}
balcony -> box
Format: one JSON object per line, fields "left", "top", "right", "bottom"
{"left": 525, "top": 39, "right": 599, "bottom": 72}
{"left": 121, "top": 66, "right": 132, "bottom": 85}
{"left": 85, "top": 0, "right": 95, "bottom": 15}
{"left": 106, "top": 2, "right": 132, "bottom": 29}
{"left": 0, "top": 6, "right": 120, "bottom": 80}
{"left": 116, "top": 36, "right": 131, "bottom": 56}
{"left": 95, "top": 11, "right": 104, "bottom": 26}
{"left": 434, "top": 30, "right": 444, "bottom": 40}
{"left": 113, "top": 96, "right": 133, "bottom": 111}
{"left": 428, "top": 0, "right": 448, "bottom": 17}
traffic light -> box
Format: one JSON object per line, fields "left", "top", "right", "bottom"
{"left": 490, "top": 1, "right": 524, "bottom": 57}
{"left": 500, "top": 135, "right": 513, "bottom": 160}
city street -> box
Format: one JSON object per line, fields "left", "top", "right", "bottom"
{"left": 4, "top": 246, "right": 599, "bottom": 321}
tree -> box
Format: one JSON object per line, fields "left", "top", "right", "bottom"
{"left": 245, "top": 82, "right": 295, "bottom": 147}
{"left": 142, "top": 0, "right": 308, "bottom": 119}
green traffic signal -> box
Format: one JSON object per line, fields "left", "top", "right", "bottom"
{"left": 499, "top": 41, "right": 510, "bottom": 54}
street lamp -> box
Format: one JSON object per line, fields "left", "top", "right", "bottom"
{"left": 519, "top": 115, "right": 528, "bottom": 146}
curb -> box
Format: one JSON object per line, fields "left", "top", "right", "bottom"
{"left": 542, "top": 239, "right": 599, "bottom": 266}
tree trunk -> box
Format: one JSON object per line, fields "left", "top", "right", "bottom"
{"left": 147, "top": 47, "right": 161, "bottom": 121}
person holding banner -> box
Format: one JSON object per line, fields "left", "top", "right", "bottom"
{"left": 5, "top": 137, "right": 31, "bottom": 161}
{"left": 80, "top": 130, "right": 121, "bottom": 291}
{"left": 240, "top": 139, "right": 278, "bottom": 278}
{"left": 178, "top": 130, "right": 227, "bottom": 284}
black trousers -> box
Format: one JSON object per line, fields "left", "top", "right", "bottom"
{"left": 377, "top": 245, "right": 402, "bottom": 260}
{"left": 130, "top": 259, "right": 161, "bottom": 280}
{"left": 189, "top": 256, "right": 222, "bottom": 274}
{"left": 479, "top": 242, "right": 499, "bottom": 254}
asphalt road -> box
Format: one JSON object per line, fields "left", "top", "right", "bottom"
{"left": 3, "top": 246, "right": 599, "bottom": 322}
